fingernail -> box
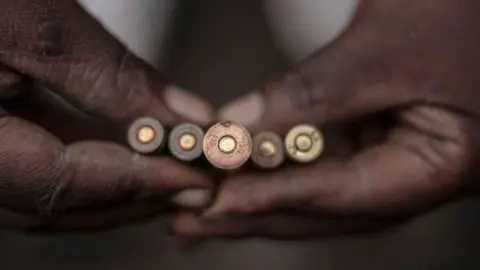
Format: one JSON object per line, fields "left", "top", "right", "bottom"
{"left": 218, "top": 93, "right": 264, "bottom": 127}
{"left": 164, "top": 86, "right": 214, "bottom": 125}
{"left": 172, "top": 189, "right": 212, "bottom": 208}
{"left": 202, "top": 203, "right": 225, "bottom": 219}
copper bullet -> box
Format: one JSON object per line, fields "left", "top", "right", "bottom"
{"left": 127, "top": 117, "right": 166, "bottom": 154}
{"left": 251, "top": 131, "right": 285, "bottom": 169}
{"left": 203, "top": 121, "right": 252, "bottom": 170}
{"left": 284, "top": 124, "right": 324, "bottom": 163}
{"left": 168, "top": 123, "right": 205, "bottom": 162}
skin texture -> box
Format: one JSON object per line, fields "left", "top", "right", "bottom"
{"left": 0, "top": 0, "right": 214, "bottom": 231}
{"left": 171, "top": 0, "right": 480, "bottom": 239}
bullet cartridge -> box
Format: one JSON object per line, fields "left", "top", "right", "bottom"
{"left": 168, "top": 123, "right": 205, "bottom": 162}
{"left": 203, "top": 121, "right": 252, "bottom": 170}
{"left": 127, "top": 117, "right": 166, "bottom": 154}
{"left": 251, "top": 131, "right": 285, "bottom": 169}
{"left": 284, "top": 124, "right": 324, "bottom": 163}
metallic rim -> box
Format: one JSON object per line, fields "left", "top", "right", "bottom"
{"left": 284, "top": 124, "right": 323, "bottom": 163}
{"left": 168, "top": 123, "right": 205, "bottom": 161}
{"left": 252, "top": 131, "right": 285, "bottom": 169}
{"left": 127, "top": 117, "right": 166, "bottom": 154}
{"left": 203, "top": 121, "right": 252, "bottom": 170}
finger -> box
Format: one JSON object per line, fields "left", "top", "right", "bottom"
{"left": 0, "top": 207, "right": 44, "bottom": 231}
{"left": 172, "top": 213, "right": 397, "bottom": 239}
{"left": 0, "top": 116, "right": 212, "bottom": 227}
{"left": 0, "top": 2, "right": 213, "bottom": 125}
{"left": 205, "top": 146, "right": 457, "bottom": 217}
{"left": 218, "top": 2, "right": 432, "bottom": 134}
{"left": 205, "top": 107, "right": 469, "bottom": 217}
{"left": 4, "top": 88, "right": 125, "bottom": 144}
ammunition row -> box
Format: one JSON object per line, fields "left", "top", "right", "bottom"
{"left": 127, "top": 117, "right": 324, "bottom": 170}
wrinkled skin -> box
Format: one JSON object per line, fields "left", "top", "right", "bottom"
{"left": 171, "top": 0, "right": 480, "bottom": 239}
{"left": 2, "top": 0, "right": 480, "bottom": 239}
{"left": 0, "top": 0, "right": 214, "bottom": 231}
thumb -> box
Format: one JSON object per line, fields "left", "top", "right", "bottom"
{"left": 218, "top": 5, "right": 422, "bottom": 135}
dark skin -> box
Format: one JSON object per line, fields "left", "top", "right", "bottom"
{"left": 0, "top": 0, "right": 214, "bottom": 231}
{"left": 171, "top": 0, "right": 480, "bottom": 239}
{"left": 1, "top": 0, "right": 479, "bottom": 239}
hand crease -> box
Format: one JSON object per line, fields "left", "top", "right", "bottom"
{"left": 42, "top": 145, "right": 74, "bottom": 220}
{"left": 86, "top": 64, "right": 108, "bottom": 106}
{"left": 399, "top": 113, "right": 463, "bottom": 146}
{"left": 388, "top": 141, "right": 440, "bottom": 174}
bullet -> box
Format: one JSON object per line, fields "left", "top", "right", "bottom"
{"left": 284, "top": 124, "right": 324, "bottom": 163}
{"left": 251, "top": 131, "right": 285, "bottom": 169}
{"left": 168, "top": 123, "right": 205, "bottom": 162}
{"left": 203, "top": 121, "right": 252, "bottom": 170}
{"left": 127, "top": 117, "right": 166, "bottom": 154}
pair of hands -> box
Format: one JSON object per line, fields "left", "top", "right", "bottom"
{"left": 1, "top": 0, "right": 479, "bottom": 239}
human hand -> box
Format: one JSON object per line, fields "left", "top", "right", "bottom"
{"left": 171, "top": 0, "right": 480, "bottom": 239}
{"left": 0, "top": 1, "right": 214, "bottom": 231}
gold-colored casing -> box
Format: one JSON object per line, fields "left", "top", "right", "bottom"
{"left": 284, "top": 124, "right": 323, "bottom": 163}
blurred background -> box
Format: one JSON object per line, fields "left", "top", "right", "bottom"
{"left": 1, "top": 0, "right": 480, "bottom": 269}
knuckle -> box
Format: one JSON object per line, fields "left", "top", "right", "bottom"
{"left": 268, "top": 58, "right": 351, "bottom": 117}
{"left": 0, "top": 4, "right": 71, "bottom": 61}
{"left": 0, "top": 117, "right": 70, "bottom": 220}
{"left": 75, "top": 51, "right": 158, "bottom": 121}
{"left": 275, "top": 69, "right": 317, "bottom": 110}
{"left": 37, "top": 20, "right": 69, "bottom": 58}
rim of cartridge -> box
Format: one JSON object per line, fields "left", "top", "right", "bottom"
{"left": 203, "top": 121, "right": 252, "bottom": 170}
{"left": 168, "top": 123, "right": 205, "bottom": 162}
{"left": 284, "top": 124, "right": 324, "bottom": 163}
{"left": 251, "top": 131, "right": 285, "bottom": 169}
{"left": 127, "top": 116, "right": 166, "bottom": 154}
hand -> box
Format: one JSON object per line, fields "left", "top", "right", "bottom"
{"left": 171, "top": 0, "right": 480, "bottom": 239}
{"left": 0, "top": 1, "right": 214, "bottom": 231}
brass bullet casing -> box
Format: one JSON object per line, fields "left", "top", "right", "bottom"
{"left": 284, "top": 124, "right": 324, "bottom": 163}
{"left": 127, "top": 117, "right": 166, "bottom": 154}
{"left": 168, "top": 123, "right": 205, "bottom": 162}
{"left": 251, "top": 131, "right": 285, "bottom": 169}
{"left": 203, "top": 121, "right": 252, "bottom": 170}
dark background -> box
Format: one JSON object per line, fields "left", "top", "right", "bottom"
{"left": 2, "top": 1, "right": 480, "bottom": 269}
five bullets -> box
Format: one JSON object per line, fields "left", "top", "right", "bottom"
{"left": 127, "top": 117, "right": 324, "bottom": 169}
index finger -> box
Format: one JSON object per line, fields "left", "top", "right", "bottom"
{"left": 0, "top": 1, "right": 213, "bottom": 126}
{"left": 218, "top": 0, "right": 454, "bottom": 135}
